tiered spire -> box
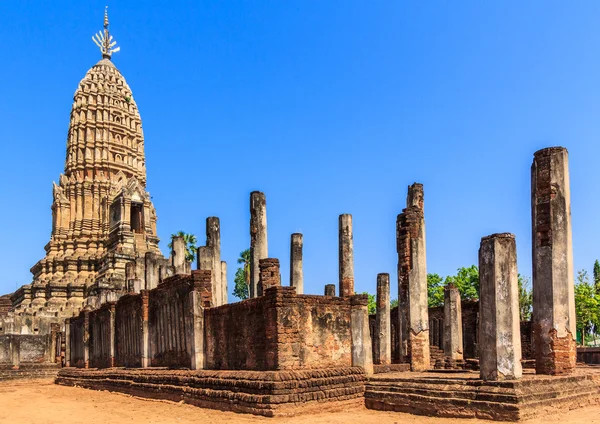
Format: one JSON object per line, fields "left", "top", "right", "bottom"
{"left": 92, "top": 6, "right": 120, "bottom": 59}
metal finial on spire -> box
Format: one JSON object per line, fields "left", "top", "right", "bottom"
{"left": 104, "top": 6, "right": 109, "bottom": 28}
{"left": 92, "top": 6, "right": 120, "bottom": 60}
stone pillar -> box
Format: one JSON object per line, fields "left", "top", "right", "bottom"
{"left": 531, "top": 147, "right": 576, "bottom": 375}
{"left": 479, "top": 233, "right": 522, "bottom": 381}
{"left": 443, "top": 283, "right": 463, "bottom": 361}
{"left": 65, "top": 318, "right": 71, "bottom": 367}
{"left": 351, "top": 294, "right": 374, "bottom": 375}
{"left": 259, "top": 258, "right": 281, "bottom": 292}
{"left": 197, "top": 246, "right": 213, "bottom": 272}
{"left": 144, "top": 252, "right": 159, "bottom": 290}
{"left": 187, "top": 290, "right": 205, "bottom": 370}
{"left": 375, "top": 273, "right": 391, "bottom": 365}
{"left": 324, "top": 284, "right": 336, "bottom": 296}
{"left": 221, "top": 261, "right": 228, "bottom": 305}
{"left": 83, "top": 310, "right": 90, "bottom": 369}
{"left": 339, "top": 214, "right": 354, "bottom": 298}
{"left": 250, "top": 191, "right": 268, "bottom": 297}
{"left": 396, "top": 183, "right": 430, "bottom": 371}
{"left": 109, "top": 303, "right": 116, "bottom": 368}
{"left": 125, "top": 262, "right": 137, "bottom": 293}
{"left": 10, "top": 336, "right": 20, "bottom": 369}
{"left": 290, "top": 233, "right": 304, "bottom": 294}
{"left": 141, "top": 290, "right": 149, "bottom": 368}
{"left": 206, "top": 217, "right": 222, "bottom": 307}
{"left": 171, "top": 235, "right": 187, "bottom": 275}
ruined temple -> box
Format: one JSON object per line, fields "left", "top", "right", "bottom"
{"left": 1, "top": 8, "right": 599, "bottom": 423}
{"left": 1, "top": 9, "right": 166, "bottom": 335}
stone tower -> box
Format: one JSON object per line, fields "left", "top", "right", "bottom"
{"left": 5, "top": 8, "right": 164, "bottom": 334}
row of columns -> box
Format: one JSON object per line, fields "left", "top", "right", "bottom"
{"left": 371, "top": 146, "right": 576, "bottom": 380}
{"left": 248, "top": 190, "right": 356, "bottom": 299}
{"left": 370, "top": 147, "right": 576, "bottom": 380}
{"left": 246, "top": 146, "right": 575, "bottom": 380}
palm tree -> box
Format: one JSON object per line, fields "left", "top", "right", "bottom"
{"left": 234, "top": 249, "right": 251, "bottom": 299}
{"left": 168, "top": 231, "right": 198, "bottom": 263}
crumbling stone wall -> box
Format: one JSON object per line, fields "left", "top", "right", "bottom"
{"left": 205, "top": 286, "right": 355, "bottom": 371}
{"left": 68, "top": 270, "right": 209, "bottom": 370}
{"left": 0, "top": 334, "right": 56, "bottom": 367}
{"left": 115, "top": 292, "right": 148, "bottom": 367}
{"left": 68, "top": 312, "right": 88, "bottom": 368}
{"left": 89, "top": 302, "right": 115, "bottom": 368}
{"left": 578, "top": 348, "right": 600, "bottom": 365}
{"left": 148, "top": 274, "right": 203, "bottom": 367}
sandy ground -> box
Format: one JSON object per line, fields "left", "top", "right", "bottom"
{"left": 1, "top": 379, "right": 599, "bottom": 424}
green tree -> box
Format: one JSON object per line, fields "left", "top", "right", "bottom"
{"left": 427, "top": 273, "right": 445, "bottom": 307}
{"left": 518, "top": 275, "right": 533, "bottom": 321}
{"left": 168, "top": 231, "right": 197, "bottom": 262}
{"left": 361, "top": 292, "right": 376, "bottom": 315}
{"left": 575, "top": 269, "right": 600, "bottom": 344}
{"left": 594, "top": 260, "right": 600, "bottom": 293}
{"left": 390, "top": 298, "right": 399, "bottom": 308}
{"left": 233, "top": 249, "right": 251, "bottom": 300}
{"left": 446, "top": 265, "right": 479, "bottom": 302}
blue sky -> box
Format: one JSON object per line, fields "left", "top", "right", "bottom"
{"left": 1, "top": 1, "right": 600, "bottom": 301}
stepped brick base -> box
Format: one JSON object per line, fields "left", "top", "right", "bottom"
{"left": 0, "top": 364, "right": 60, "bottom": 381}
{"left": 56, "top": 367, "right": 366, "bottom": 417}
{"left": 365, "top": 368, "right": 600, "bottom": 421}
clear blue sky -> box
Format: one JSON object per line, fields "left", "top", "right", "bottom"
{"left": 1, "top": 1, "right": 600, "bottom": 301}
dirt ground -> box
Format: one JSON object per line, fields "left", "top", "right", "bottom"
{"left": 1, "top": 379, "right": 599, "bottom": 424}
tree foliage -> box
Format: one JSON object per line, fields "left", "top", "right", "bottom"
{"left": 575, "top": 269, "right": 600, "bottom": 342}
{"left": 518, "top": 275, "right": 533, "bottom": 321}
{"left": 594, "top": 260, "right": 600, "bottom": 294}
{"left": 427, "top": 273, "right": 445, "bottom": 308}
{"left": 427, "top": 266, "right": 479, "bottom": 308}
{"left": 233, "top": 249, "right": 251, "bottom": 300}
{"left": 427, "top": 266, "right": 532, "bottom": 320}
{"left": 361, "top": 292, "right": 377, "bottom": 315}
{"left": 168, "top": 231, "right": 197, "bottom": 262}
{"left": 446, "top": 265, "right": 479, "bottom": 302}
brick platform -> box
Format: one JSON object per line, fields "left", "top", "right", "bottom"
{"left": 56, "top": 367, "right": 366, "bottom": 417}
{"left": 373, "top": 363, "right": 410, "bottom": 374}
{"left": 365, "top": 368, "right": 600, "bottom": 421}
{"left": 0, "top": 364, "right": 60, "bottom": 381}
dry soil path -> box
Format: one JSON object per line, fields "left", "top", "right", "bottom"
{"left": 0, "top": 379, "right": 599, "bottom": 424}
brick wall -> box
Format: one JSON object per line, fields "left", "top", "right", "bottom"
{"left": 204, "top": 295, "right": 268, "bottom": 370}
{"left": 205, "top": 286, "right": 355, "bottom": 371}
{"left": 66, "top": 271, "right": 360, "bottom": 372}
{"left": 0, "top": 294, "right": 12, "bottom": 316}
